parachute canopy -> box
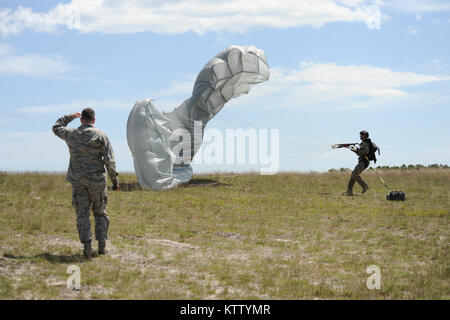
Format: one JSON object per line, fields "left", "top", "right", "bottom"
{"left": 127, "top": 45, "right": 270, "bottom": 190}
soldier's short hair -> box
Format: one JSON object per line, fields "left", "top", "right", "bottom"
{"left": 81, "top": 108, "right": 95, "bottom": 122}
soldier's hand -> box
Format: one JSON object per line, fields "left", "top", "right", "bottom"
{"left": 71, "top": 112, "right": 81, "bottom": 118}
{"left": 112, "top": 183, "right": 119, "bottom": 191}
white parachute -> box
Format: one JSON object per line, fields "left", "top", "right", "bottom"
{"left": 127, "top": 45, "right": 270, "bottom": 190}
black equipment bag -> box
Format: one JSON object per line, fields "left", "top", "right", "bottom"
{"left": 387, "top": 191, "right": 406, "bottom": 201}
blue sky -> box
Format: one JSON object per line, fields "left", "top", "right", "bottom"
{"left": 1, "top": 0, "right": 449, "bottom": 173}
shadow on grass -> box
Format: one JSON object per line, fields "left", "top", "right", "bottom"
{"left": 109, "top": 179, "right": 231, "bottom": 191}
{"left": 3, "top": 252, "right": 90, "bottom": 264}
{"left": 182, "top": 178, "right": 231, "bottom": 188}
{"left": 111, "top": 182, "right": 142, "bottom": 191}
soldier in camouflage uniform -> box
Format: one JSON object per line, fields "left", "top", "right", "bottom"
{"left": 344, "top": 130, "right": 371, "bottom": 196}
{"left": 53, "top": 108, "right": 119, "bottom": 258}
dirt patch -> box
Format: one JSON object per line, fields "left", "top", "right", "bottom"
{"left": 110, "top": 248, "right": 155, "bottom": 267}
{"left": 191, "top": 230, "right": 243, "bottom": 239}
{"left": 146, "top": 238, "right": 199, "bottom": 249}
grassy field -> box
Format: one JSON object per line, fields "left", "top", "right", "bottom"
{"left": 0, "top": 169, "right": 448, "bottom": 299}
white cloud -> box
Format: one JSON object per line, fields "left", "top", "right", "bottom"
{"left": 0, "top": 43, "right": 74, "bottom": 77}
{"left": 430, "top": 18, "right": 441, "bottom": 26}
{"left": 269, "top": 62, "right": 449, "bottom": 97}
{"left": 0, "top": 53, "right": 74, "bottom": 76}
{"left": 0, "top": 116, "right": 20, "bottom": 125}
{"left": 15, "top": 62, "right": 450, "bottom": 121}
{"left": 144, "top": 62, "right": 450, "bottom": 112}
{"left": 0, "top": 42, "right": 14, "bottom": 56}
{"left": 220, "top": 61, "right": 450, "bottom": 113}
{"left": 18, "top": 98, "right": 130, "bottom": 115}
{"left": 154, "top": 74, "right": 196, "bottom": 97}
{"left": 146, "top": 62, "right": 450, "bottom": 110}
{"left": 387, "top": 0, "right": 450, "bottom": 13}
{"left": 406, "top": 26, "right": 420, "bottom": 35}
{"left": 0, "top": 0, "right": 384, "bottom": 35}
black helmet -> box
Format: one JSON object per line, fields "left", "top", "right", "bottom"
{"left": 360, "top": 130, "right": 369, "bottom": 138}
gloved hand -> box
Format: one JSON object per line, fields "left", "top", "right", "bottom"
{"left": 350, "top": 145, "right": 358, "bottom": 152}
{"left": 112, "top": 182, "right": 119, "bottom": 191}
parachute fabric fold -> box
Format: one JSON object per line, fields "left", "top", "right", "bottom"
{"left": 127, "top": 45, "right": 270, "bottom": 190}
{"left": 126, "top": 99, "right": 180, "bottom": 190}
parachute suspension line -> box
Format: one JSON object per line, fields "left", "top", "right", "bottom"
{"left": 160, "top": 96, "right": 318, "bottom": 149}
{"left": 184, "top": 92, "right": 334, "bottom": 168}
{"left": 253, "top": 92, "right": 334, "bottom": 144}
{"left": 211, "top": 99, "right": 315, "bottom": 146}
{"left": 279, "top": 148, "right": 331, "bottom": 158}
{"left": 278, "top": 149, "right": 333, "bottom": 163}
{"left": 220, "top": 99, "right": 267, "bottom": 127}
{"left": 268, "top": 96, "right": 339, "bottom": 145}
{"left": 218, "top": 96, "right": 333, "bottom": 164}
{"left": 159, "top": 88, "right": 335, "bottom": 167}
{"left": 251, "top": 94, "right": 338, "bottom": 165}
{"left": 213, "top": 105, "right": 260, "bottom": 127}
{"left": 222, "top": 97, "right": 328, "bottom": 146}
{"left": 256, "top": 95, "right": 337, "bottom": 153}
{"left": 162, "top": 102, "right": 256, "bottom": 127}
{"left": 301, "top": 107, "right": 339, "bottom": 144}
{"left": 210, "top": 94, "right": 336, "bottom": 167}
{"left": 230, "top": 92, "right": 340, "bottom": 150}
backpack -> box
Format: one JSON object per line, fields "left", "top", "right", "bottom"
{"left": 387, "top": 190, "right": 406, "bottom": 201}
{"left": 366, "top": 138, "right": 380, "bottom": 163}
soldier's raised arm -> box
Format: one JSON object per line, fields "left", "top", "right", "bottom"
{"left": 52, "top": 113, "right": 81, "bottom": 140}
{"left": 100, "top": 135, "right": 119, "bottom": 186}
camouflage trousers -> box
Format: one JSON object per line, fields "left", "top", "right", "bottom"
{"left": 71, "top": 182, "right": 109, "bottom": 243}
{"left": 347, "top": 159, "right": 369, "bottom": 193}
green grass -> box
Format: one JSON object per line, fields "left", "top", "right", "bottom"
{"left": 0, "top": 169, "right": 448, "bottom": 299}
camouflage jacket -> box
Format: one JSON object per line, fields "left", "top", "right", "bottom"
{"left": 356, "top": 139, "right": 370, "bottom": 162}
{"left": 53, "top": 114, "right": 119, "bottom": 185}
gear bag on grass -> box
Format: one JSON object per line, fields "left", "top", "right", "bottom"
{"left": 387, "top": 190, "right": 406, "bottom": 201}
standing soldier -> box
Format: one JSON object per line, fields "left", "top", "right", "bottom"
{"left": 53, "top": 108, "right": 119, "bottom": 258}
{"left": 343, "top": 130, "right": 371, "bottom": 196}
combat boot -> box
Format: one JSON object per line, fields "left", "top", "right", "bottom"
{"left": 362, "top": 184, "right": 369, "bottom": 194}
{"left": 345, "top": 179, "right": 355, "bottom": 196}
{"left": 83, "top": 241, "right": 92, "bottom": 259}
{"left": 98, "top": 241, "right": 107, "bottom": 255}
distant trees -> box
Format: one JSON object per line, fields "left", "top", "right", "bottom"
{"left": 374, "top": 164, "right": 449, "bottom": 170}
{"left": 328, "top": 164, "right": 449, "bottom": 172}
{"left": 327, "top": 168, "right": 351, "bottom": 173}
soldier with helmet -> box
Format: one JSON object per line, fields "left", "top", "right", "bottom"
{"left": 343, "top": 130, "right": 372, "bottom": 196}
